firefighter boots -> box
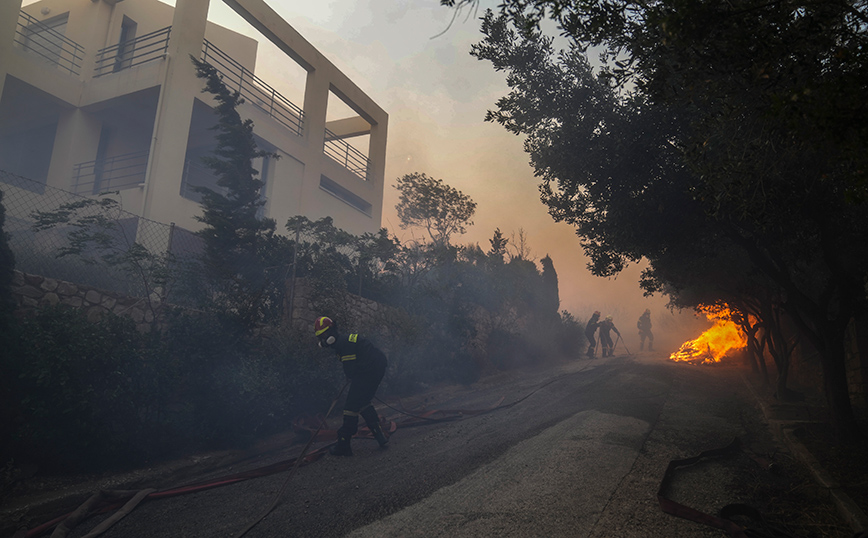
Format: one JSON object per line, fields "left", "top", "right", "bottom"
{"left": 330, "top": 434, "right": 353, "bottom": 456}
{"left": 370, "top": 423, "right": 389, "bottom": 447}
{"left": 331, "top": 413, "right": 358, "bottom": 456}
{"left": 361, "top": 405, "right": 389, "bottom": 447}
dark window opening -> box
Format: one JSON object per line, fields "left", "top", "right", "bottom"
{"left": 319, "top": 175, "right": 372, "bottom": 216}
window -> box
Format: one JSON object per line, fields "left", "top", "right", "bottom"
{"left": 319, "top": 175, "right": 372, "bottom": 216}
{"left": 114, "top": 17, "right": 137, "bottom": 72}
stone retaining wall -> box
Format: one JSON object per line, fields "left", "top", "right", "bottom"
{"left": 11, "top": 270, "right": 162, "bottom": 332}
{"left": 287, "top": 278, "right": 391, "bottom": 335}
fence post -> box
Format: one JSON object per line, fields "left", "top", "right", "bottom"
{"left": 286, "top": 219, "right": 301, "bottom": 328}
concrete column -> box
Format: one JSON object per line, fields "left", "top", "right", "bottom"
{"left": 298, "top": 66, "right": 330, "bottom": 212}
{"left": 0, "top": 0, "right": 24, "bottom": 100}
{"left": 367, "top": 119, "right": 388, "bottom": 227}
{"left": 45, "top": 109, "right": 103, "bottom": 191}
{"left": 140, "top": 0, "right": 209, "bottom": 228}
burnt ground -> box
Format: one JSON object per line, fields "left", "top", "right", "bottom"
{"left": 1, "top": 353, "right": 866, "bottom": 538}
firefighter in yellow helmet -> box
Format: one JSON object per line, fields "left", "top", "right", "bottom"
{"left": 598, "top": 315, "right": 621, "bottom": 357}
{"left": 314, "top": 316, "right": 388, "bottom": 456}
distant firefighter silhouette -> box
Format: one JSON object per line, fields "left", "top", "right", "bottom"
{"left": 638, "top": 309, "right": 654, "bottom": 351}
{"left": 585, "top": 311, "right": 601, "bottom": 358}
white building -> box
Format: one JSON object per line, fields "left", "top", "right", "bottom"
{"left": 0, "top": 0, "right": 388, "bottom": 239}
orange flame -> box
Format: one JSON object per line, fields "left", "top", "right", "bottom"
{"left": 670, "top": 307, "right": 746, "bottom": 365}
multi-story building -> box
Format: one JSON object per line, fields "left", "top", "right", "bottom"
{"left": 0, "top": 0, "right": 388, "bottom": 242}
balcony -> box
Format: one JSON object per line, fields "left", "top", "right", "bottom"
{"left": 324, "top": 128, "right": 371, "bottom": 181}
{"left": 72, "top": 150, "right": 149, "bottom": 195}
{"left": 201, "top": 39, "right": 304, "bottom": 136}
{"left": 93, "top": 27, "right": 171, "bottom": 77}
{"left": 14, "top": 11, "right": 84, "bottom": 76}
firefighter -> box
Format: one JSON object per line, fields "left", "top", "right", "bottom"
{"left": 598, "top": 315, "right": 621, "bottom": 357}
{"left": 315, "top": 316, "right": 389, "bottom": 456}
{"left": 585, "top": 311, "right": 601, "bottom": 358}
{"left": 638, "top": 309, "right": 654, "bottom": 351}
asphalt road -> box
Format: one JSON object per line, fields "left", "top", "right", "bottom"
{"left": 45, "top": 353, "right": 790, "bottom": 537}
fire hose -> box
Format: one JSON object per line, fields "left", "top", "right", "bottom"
{"left": 233, "top": 380, "right": 350, "bottom": 538}
{"left": 657, "top": 438, "right": 799, "bottom": 538}
{"left": 17, "top": 372, "right": 579, "bottom": 538}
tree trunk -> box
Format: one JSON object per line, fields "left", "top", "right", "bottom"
{"left": 819, "top": 330, "right": 861, "bottom": 444}
{"left": 746, "top": 325, "right": 769, "bottom": 385}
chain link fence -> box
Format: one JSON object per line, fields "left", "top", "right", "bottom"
{"left": 1, "top": 169, "right": 204, "bottom": 303}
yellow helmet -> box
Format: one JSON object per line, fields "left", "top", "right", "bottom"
{"left": 314, "top": 316, "right": 333, "bottom": 336}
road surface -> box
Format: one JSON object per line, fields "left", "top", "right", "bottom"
{"left": 60, "top": 354, "right": 770, "bottom": 538}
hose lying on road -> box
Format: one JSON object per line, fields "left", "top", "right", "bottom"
{"left": 657, "top": 438, "right": 800, "bottom": 538}
{"left": 232, "top": 380, "right": 350, "bottom": 538}
{"left": 20, "top": 372, "right": 569, "bottom": 538}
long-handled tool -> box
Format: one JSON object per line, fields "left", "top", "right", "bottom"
{"left": 234, "top": 380, "right": 350, "bottom": 538}
{"left": 616, "top": 334, "right": 632, "bottom": 355}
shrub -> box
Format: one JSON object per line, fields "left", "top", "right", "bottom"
{"left": 10, "top": 307, "right": 152, "bottom": 469}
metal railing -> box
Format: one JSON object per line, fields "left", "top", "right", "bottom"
{"left": 94, "top": 26, "right": 171, "bottom": 77}
{"left": 201, "top": 39, "right": 304, "bottom": 136}
{"left": 324, "top": 128, "right": 371, "bottom": 181}
{"left": 72, "top": 150, "right": 149, "bottom": 195}
{"left": 14, "top": 11, "right": 84, "bottom": 76}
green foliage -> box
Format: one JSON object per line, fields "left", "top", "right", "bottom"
{"left": 29, "top": 194, "right": 171, "bottom": 310}
{"left": 1, "top": 306, "right": 337, "bottom": 470}
{"left": 394, "top": 172, "right": 477, "bottom": 246}
{"left": 467, "top": 1, "right": 868, "bottom": 439}
{"left": 539, "top": 255, "right": 560, "bottom": 318}
{"left": 0, "top": 189, "right": 14, "bottom": 331}
{"left": 191, "top": 56, "right": 282, "bottom": 330}
{"left": 487, "top": 228, "right": 508, "bottom": 263}
{"left": 9, "top": 306, "right": 154, "bottom": 468}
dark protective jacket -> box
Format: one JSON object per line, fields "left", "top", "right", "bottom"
{"left": 599, "top": 319, "right": 620, "bottom": 338}
{"left": 638, "top": 313, "right": 652, "bottom": 333}
{"left": 330, "top": 333, "right": 388, "bottom": 380}
{"left": 585, "top": 316, "right": 600, "bottom": 339}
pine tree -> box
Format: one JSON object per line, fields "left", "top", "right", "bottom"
{"left": 540, "top": 255, "right": 560, "bottom": 319}
{"left": 191, "top": 57, "right": 280, "bottom": 327}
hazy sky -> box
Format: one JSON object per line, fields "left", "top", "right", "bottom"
{"left": 194, "top": 0, "right": 679, "bottom": 324}
{"left": 32, "top": 0, "right": 695, "bottom": 334}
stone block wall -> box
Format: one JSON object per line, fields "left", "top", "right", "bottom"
{"left": 11, "top": 270, "right": 162, "bottom": 332}
{"left": 287, "top": 278, "right": 390, "bottom": 336}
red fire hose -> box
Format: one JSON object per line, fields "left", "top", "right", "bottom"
{"left": 18, "top": 391, "right": 513, "bottom": 538}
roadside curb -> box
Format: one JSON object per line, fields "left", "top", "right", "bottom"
{"left": 741, "top": 373, "right": 868, "bottom": 534}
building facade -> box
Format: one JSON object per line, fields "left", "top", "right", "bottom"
{"left": 0, "top": 0, "right": 388, "bottom": 243}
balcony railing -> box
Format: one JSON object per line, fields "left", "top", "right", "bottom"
{"left": 14, "top": 11, "right": 84, "bottom": 76}
{"left": 324, "top": 128, "right": 371, "bottom": 181}
{"left": 72, "top": 150, "right": 149, "bottom": 195}
{"left": 201, "top": 39, "right": 304, "bottom": 136}
{"left": 94, "top": 26, "right": 171, "bottom": 77}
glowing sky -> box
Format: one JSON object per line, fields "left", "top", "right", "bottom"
{"left": 205, "top": 0, "right": 676, "bottom": 324}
